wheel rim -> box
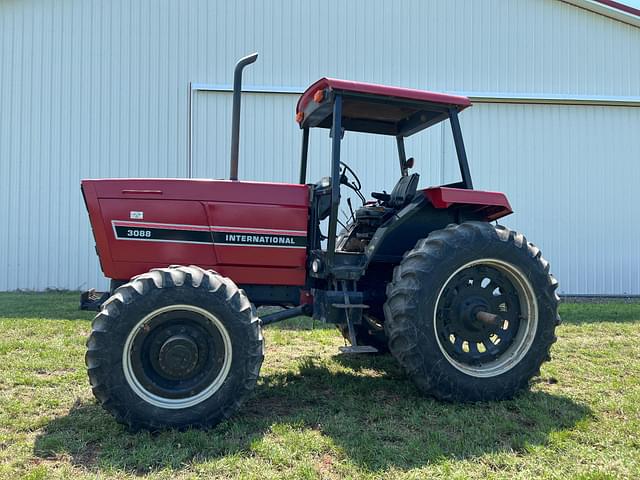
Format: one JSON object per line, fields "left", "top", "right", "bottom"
{"left": 433, "top": 258, "right": 538, "bottom": 378}
{"left": 122, "top": 304, "right": 232, "bottom": 409}
{"left": 363, "top": 313, "right": 384, "bottom": 332}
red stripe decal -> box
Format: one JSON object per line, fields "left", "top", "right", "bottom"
{"left": 112, "top": 221, "right": 307, "bottom": 236}
{"left": 112, "top": 220, "right": 210, "bottom": 232}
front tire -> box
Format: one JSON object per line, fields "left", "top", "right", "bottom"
{"left": 384, "top": 222, "right": 560, "bottom": 402}
{"left": 86, "top": 266, "right": 263, "bottom": 430}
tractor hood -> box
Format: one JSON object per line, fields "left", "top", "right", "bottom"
{"left": 81, "top": 178, "right": 310, "bottom": 285}
{"left": 82, "top": 178, "right": 309, "bottom": 206}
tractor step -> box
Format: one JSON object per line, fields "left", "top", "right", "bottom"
{"left": 335, "top": 282, "right": 377, "bottom": 354}
{"left": 339, "top": 345, "right": 379, "bottom": 354}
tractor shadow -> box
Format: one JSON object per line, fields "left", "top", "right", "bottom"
{"left": 33, "top": 354, "right": 590, "bottom": 475}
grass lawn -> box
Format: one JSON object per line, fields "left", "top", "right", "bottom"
{"left": 0, "top": 292, "right": 638, "bottom": 479}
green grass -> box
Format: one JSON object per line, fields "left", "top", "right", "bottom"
{"left": 0, "top": 292, "right": 639, "bottom": 479}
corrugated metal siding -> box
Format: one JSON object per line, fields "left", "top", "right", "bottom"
{"left": 460, "top": 103, "right": 640, "bottom": 295}
{"left": 0, "top": 0, "right": 639, "bottom": 293}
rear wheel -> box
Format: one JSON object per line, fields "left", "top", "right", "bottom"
{"left": 86, "top": 265, "right": 263, "bottom": 430}
{"left": 384, "top": 222, "right": 560, "bottom": 401}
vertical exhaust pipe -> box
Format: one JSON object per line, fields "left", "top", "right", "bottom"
{"left": 229, "top": 52, "right": 258, "bottom": 181}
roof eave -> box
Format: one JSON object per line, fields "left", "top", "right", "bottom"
{"left": 559, "top": 0, "right": 640, "bottom": 28}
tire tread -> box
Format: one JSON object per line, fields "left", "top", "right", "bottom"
{"left": 384, "top": 221, "right": 559, "bottom": 402}
{"left": 86, "top": 265, "right": 263, "bottom": 430}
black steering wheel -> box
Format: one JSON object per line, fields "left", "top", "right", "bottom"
{"left": 339, "top": 161, "right": 366, "bottom": 203}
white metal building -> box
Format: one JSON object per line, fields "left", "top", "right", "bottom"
{"left": 1, "top": 0, "right": 639, "bottom": 294}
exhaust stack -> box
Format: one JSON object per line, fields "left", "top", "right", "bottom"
{"left": 229, "top": 52, "right": 258, "bottom": 181}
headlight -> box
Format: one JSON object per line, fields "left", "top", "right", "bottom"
{"left": 311, "top": 258, "right": 322, "bottom": 273}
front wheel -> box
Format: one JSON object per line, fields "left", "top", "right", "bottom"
{"left": 384, "top": 222, "right": 560, "bottom": 402}
{"left": 86, "top": 266, "right": 263, "bottom": 430}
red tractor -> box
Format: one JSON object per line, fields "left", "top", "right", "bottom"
{"left": 81, "top": 54, "right": 559, "bottom": 430}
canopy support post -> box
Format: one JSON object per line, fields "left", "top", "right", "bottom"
{"left": 396, "top": 136, "right": 408, "bottom": 176}
{"left": 299, "top": 127, "right": 309, "bottom": 184}
{"left": 449, "top": 108, "right": 473, "bottom": 189}
{"left": 326, "top": 94, "right": 343, "bottom": 269}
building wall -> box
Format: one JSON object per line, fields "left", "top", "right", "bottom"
{"left": 1, "top": 0, "right": 639, "bottom": 293}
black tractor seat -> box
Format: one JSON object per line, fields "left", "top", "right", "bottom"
{"left": 370, "top": 173, "right": 420, "bottom": 209}
{"left": 353, "top": 173, "right": 420, "bottom": 227}
{"left": 355, "top": 205, "right": 389, "bottom": 221}
{"left": 389, "top": 173, "right": 420, "bottom": 208}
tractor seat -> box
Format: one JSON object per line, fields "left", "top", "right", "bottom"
{"left": 388, "top": 173, "right": 420, "bottom": 209}
{"left": 355, "top": 173, "right": 420, "bottom": 223}
{"left": 355, "top": 205, "right": 389, "bottom": 221}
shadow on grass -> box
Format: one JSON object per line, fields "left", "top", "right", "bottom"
{"left": 33, "top": 355, "right": 590, "bottom": 475}
{"left": 262, "top": 315, "right": 335, "bottom": 331}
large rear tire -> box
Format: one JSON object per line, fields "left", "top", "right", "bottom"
{"left": 384, "top": 222, "right": 560, "bottom": 402}
{"left": 86, "top": 265, "right": 263, "bottom": 430}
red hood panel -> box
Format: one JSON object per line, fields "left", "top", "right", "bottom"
{"left": 83, "top": 178, "right": 310, "bottom": 207}
{"left": 82, "top": 178, "right": 310, "bottom": 285}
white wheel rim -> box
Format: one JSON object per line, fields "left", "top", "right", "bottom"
{"left": 433, "top": 258, "right": 538, "bottom": 378}
{"left": 122, "top": 304, "right": 233, "bottom": 409}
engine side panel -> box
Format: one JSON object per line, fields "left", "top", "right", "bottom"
{"left": 82, "top": 179, "right": 310, "bottom": 286}
{"left": 100, "top": 198, "right": 217, "bottom": 265}
{"left": 206, "top": 202, "right": 307, "bottom": 268}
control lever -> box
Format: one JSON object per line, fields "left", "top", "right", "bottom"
{"left": 371, "top": 191, "right": 390, "bottom": 202}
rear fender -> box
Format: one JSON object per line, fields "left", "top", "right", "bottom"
{"left": 423, "top": 187, "right": 512, "bottom": 222}
{"left": 364, "top": 188, "right": 512, "bottom": 265}
{"left": 365, "top": 199, "right": 457, "bottom": 265}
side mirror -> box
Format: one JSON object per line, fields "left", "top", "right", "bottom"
{"left": 403, "top": 157, "right": 415, "bottom": 170}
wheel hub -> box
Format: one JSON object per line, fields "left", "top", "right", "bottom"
{"left": 436, "top": 264, "right": 522, "bottom": 366}
{"left": 125, "top": 308, "right": 230, "bottom": 403}
{"left": 457, "top": 296, "right": 494, "bottom": 341}
{"left": 158, "top": 334, "right": 200, "bottom": 379}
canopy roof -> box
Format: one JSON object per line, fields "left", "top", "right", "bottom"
{"left": 296, "top": 78, "right": 471, "bottom": 136}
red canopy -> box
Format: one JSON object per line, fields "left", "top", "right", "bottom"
{"left": 296, "top": 78, "right": 471, "bottom": 136}
{"left": 297, "top": 78, "right": 471, "bottom": 113}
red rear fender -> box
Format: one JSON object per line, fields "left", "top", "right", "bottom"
{"left": 423, "top": 187, "right": 512, "bottom": 221}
